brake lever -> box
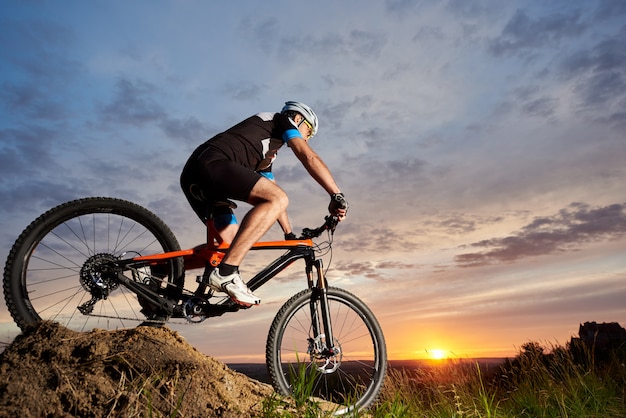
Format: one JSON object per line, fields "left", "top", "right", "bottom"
{"left": 299, "top": 227, "right": 318, "bottom": 240}
{"left": 299, "top": 216, "right": 339, "bottom": 239}
{"left": 325, "top": 215, "right": 339, "bottom": 234}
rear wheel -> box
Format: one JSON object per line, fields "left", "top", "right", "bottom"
{"left": 3, "top": 197, "right": 183, "bottom": 332}
{"left": 266, "top": 287, "right": 387, "bottom": 415}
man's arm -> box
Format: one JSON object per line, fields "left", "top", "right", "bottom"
{"left": 287, "top": 137, "right": 342, "bottom": 195}
{"left": 287, "top": 137, "right": 348, "bottom": 219}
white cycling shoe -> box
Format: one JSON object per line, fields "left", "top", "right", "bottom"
{"left": 208, "top": 269, "right": 261, "bottom": 307}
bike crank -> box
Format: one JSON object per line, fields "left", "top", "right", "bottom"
{"left": 183, "top": 297, "right": 209, "bottom": 323}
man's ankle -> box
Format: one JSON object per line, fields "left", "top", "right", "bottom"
{"left": 219, "top": 263, "right": 239, "bottom": 276}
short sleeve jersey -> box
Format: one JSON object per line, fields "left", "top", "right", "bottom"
{"left": 197, "top": 112, "right": 302, "bottom": 175}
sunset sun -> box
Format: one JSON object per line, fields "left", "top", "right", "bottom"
{"left": 429, "top": 349, "right": 447, "bottom": 360}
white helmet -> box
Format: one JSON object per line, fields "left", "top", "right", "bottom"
{"left": 281, "top": 101, "right": 318, "bottom": 137}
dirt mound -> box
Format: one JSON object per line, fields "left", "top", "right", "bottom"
{"left": 0, "top": 321, "right": 274, "bottom": 417}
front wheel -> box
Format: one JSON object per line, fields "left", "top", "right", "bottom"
{"left": 266, "top": 287, "right": 387, "bottom": 415}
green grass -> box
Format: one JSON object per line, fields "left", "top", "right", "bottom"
{"left": 263, "top": 341, "right": 626, "bottom": 417}
{"left": 261, "top": 362, "right": 328, "bottom": 417}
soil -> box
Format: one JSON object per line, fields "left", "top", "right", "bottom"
{"left": 0, "top": 321, "right": 277, "bottom": 417}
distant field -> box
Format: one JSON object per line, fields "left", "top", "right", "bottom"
{"left": 228, "top": 357, "right": 508, "bottom": 384}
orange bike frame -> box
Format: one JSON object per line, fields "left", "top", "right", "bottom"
{"left": 121, "top": 218, "right": 333, "bottom": 343}
{"left": 130, "top": 220, "right": 324, "bottom": 292}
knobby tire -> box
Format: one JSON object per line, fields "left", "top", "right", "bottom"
{"left": 266, "top": 286, "right": 387, "bottom": 415}
{"left": 3, "top": 197, "right": 183, "bottom": 332}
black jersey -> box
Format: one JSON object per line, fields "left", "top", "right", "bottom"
{"left": 195, "top": 112, "right": 302, "bottom": 174}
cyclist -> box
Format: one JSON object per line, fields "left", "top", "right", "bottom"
{"left": 180, "top": 101, "right": 348, "bottom": 306}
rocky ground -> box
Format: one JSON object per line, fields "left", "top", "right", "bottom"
{"left": 0, "top": 321, "right": 276, "bottom": 417}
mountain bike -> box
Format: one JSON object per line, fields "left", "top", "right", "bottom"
{"left": 2, "top": 197, "right": 387, "bottom": 415}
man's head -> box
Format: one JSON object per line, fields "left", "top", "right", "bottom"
{"left": 281, "top": 101, "right": 318, "bottom": 139}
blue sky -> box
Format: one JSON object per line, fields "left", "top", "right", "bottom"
{"left": 1, "top": 0, "right": 625, "bottom": 361}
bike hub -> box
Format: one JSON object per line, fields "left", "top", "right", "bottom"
{"left": 79, "top": 253, "right": 120, "bottom": 296}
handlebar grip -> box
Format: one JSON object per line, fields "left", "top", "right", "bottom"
{"left": 299, "top": 216, "right": 339, "bottom": 239}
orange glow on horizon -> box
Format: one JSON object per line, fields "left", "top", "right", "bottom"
{"left": 428, "top": 349, "right": 447, "bottom": 360}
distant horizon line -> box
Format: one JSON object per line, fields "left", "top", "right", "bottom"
{"left": 226, "top": 357, "right": 511, "bottom": 366}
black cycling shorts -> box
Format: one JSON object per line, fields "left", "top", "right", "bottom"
{"left": 180, "top": 157, "right": 261, "bottom": 222}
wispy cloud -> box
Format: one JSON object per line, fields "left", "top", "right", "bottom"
{"left": 456, "top": 202, "right": 626, "bottom": 266}
{"left": 335, "top": 260, "right": 421, "bottom": 282}
{"left": 488, "top": 8, "right": 586, "bottom": 57}
{"left": 560, "top": 31, "right": 626, "bottom": 126}
{"left": 100, "top": 78, "right": 166, "bottom": 126}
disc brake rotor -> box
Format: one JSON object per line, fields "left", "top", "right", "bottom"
{"left": 308, "top": 334, "right": 342, "bottom": 373}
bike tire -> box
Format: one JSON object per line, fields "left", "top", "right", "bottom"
{"left": 3, "top": 197, "right": 183, "bottom": 332}
{"left": 266, "top": 286, "right": 387, "bottom": 415}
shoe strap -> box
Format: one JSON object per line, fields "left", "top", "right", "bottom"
{"left": 219, "top": 277, "right": 238, "bottom": 293}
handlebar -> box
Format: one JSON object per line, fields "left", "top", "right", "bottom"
{"left": 299, "top": 216, "right": 339, "bottom": 239}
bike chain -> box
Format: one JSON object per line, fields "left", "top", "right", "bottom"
{"left": 83, "top": 312, "right": 198, "bottom": 326}
{"left": 82, "top": 271, "right": 230, "bottom": 325}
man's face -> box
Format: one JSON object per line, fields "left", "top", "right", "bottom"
{"left": 296, "top": 114, "right": 313, "bottom": 141}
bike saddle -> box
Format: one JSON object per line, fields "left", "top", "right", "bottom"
{"left": 210, "top": 199, "right": 237, "bottom": 209}
{"left": 189, "top": 184, "right": 237, "bottom": 210}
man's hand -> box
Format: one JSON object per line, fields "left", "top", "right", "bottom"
{"left": 329, "top": 193, "right": 349, "bottom": 220}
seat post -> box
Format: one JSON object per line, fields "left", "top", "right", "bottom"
{"left": 206, "top": 219, "right": 224, "bottom": 246}
{"left": 207, "top": 199, "right": 238, "bottom": 247}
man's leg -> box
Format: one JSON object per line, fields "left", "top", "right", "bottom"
{"left": 222, "top": 177, "right": 288, "bottom": 265}
{"left": 208, "top": 177, "right": 287, "bottom": 306}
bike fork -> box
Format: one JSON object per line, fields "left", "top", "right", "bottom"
{"left": 308, "top": 259, "right": 336, "bottom": 357}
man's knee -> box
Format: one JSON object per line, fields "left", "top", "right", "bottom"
{"left": 249, "top": 178, "right": 288, "bottom": 208}
{"left": 276, "top": 190, "right": 289, "bottom": 211}
{"left": 264, "top": 188, "right": 289, "bottom": 212}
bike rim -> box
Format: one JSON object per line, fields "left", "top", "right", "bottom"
{"left": 275, "top": 291, "right": 385, "bottom": 414}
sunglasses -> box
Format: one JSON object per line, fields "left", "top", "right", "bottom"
{"left": 300, "top": 119, "right": 313, "bottom": 139}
